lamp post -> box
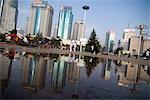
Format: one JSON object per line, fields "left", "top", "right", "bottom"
{"left": 136, "top": 24, "right": 149, "bottom": 58}
{"left": 82, "top": 5, "right": 90, "bottom": 38}
{"left": 80, "top": 6, "right": 89, "bottom": 53}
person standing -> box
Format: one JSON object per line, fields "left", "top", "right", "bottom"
{"left": 74, "top": 42, "right": 77, "bottom": 52}
{"left": 70, "top": 40, "right": 73, "bottom": 52}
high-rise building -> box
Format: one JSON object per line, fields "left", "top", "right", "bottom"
{"left": 122, "top": 29, "right": 136, "bottom": 41}
{"left": 0, "top": 0, "right": 18, "bottom": 32}
{"left": 51, "top": 24, "right": 58, "bottom": 38}
{"left": 25, "top": 17, "right": 29, "bottom": 34}
{"left": 0, "top": 0, "right": 4, "bottom": 19}
{"left": 27, "top": 0, "right": 53, "bottom": 37}
{"left": 72, "top": 20, "right": 84, "bottom": 40}
{"left": 57, "top": 6, "right": 73, "bottom": 39}
{"left": 118, "top": 29, "right": 136, "bottom": 50}
{"left": 128, "top": 36, "right": 150, "bottom": 55}
{"left": 105, "top": 31, "right": 115, "bottom": 52}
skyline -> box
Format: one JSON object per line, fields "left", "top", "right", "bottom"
{"left": 17, "top": 0, "right": 150, "bottom": 45}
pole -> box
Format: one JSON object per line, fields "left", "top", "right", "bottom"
{"left": 138, "top": 28, "right": 142, "bottom": 58}
{"left": 75, "top": 66, "right": 80, "bottom": 94}
{"left": 82, "top": 10, "right": 87, "bottom": 38}
{"left": 138, "top": 35, "right": 142, "bottom": 56}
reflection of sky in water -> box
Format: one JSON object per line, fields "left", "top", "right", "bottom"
{"left": 0, "top": 53, "right": 149, "bottom": 99}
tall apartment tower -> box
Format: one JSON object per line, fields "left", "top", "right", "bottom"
{"left": 0, "top": 0, "right": 18, "bottom": 32}
{"left": 105, "top": 31, "right": 115, "bottom": 52}
{"left": 0, "top": 0, "right": 4, "bottom": 19}
{"left": 27, "top": 0, "right": 53, "bottom": 37}
{"left": 57, "top": 6, "right": 73, "bottom": 39}
{"left": 118, "top": 29, "right": 136, "bottom": 50}
{"left": 72, "top": 19, "right": 84, "bottom": 40}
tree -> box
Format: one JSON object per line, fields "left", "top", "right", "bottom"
{"left": 8, "top": 29, "right": 18, "bottom": 43}
{"left": 9, "top": 29, "right": 17, "bottom": 34}
{"left": 85, "top": 29, "right": 101, "bottom": 54}
{"left": 114, "top": 47, "right": 123, "bottom": 55}
{"left": 0, "top": 33, "right": 6, "bottom": 42}
{"left": 50, "top": 38, "right": 62, "bottom": 49}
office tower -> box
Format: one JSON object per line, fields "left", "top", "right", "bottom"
{"left": 51, "top": 24, "right": 58, "bottom": 38}
{"left": 0, "top": 0, "right": 4, "bottom": 19}
{"left": 128, "top": 36, "right": 150, "bottom": 55}
{"left": 57, "top": 6, "right": 73, "bottom": 39}
{"left": 105, "top": 31, "right": 115, "bottom": 52}
{"left": 72, "top": 20, "right": 84, "bottom": 40}
{"left": 0, "top": 0, "right": 18, "bottom": 32}
{"left": 50, "top": 60, "right": 67, "bottom": 92}
{"left": 25, "top": 17, "right": 29, "bottom": 34}
{"left": 122, "top": 29, "right": 136, "bottom": 41}
{"left": 27, "top": 0, "right": 53, "bottom": 37}
{"left": 118, "top": 29, "right": 136, "bottom": 50}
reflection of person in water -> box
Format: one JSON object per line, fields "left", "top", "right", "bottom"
{"left": 3, "top": 49, "right": 16, "bottom": 59}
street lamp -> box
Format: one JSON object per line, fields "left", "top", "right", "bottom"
{"left": 82, "top": 5, "right": 90, "bottom": 38}
{"left": 136, "top": 24, "right": 149, "bottom": 57}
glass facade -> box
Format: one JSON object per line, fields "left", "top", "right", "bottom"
{"left": 33, "top": 7, "right": 41, "bottom": 35}
{"left": 72, "top": 20, "right": 84, "bottom": 40}
{"left": 0, "top": 0, "right": 4, "bottom": 20}
{"left": 27, "top": 2, "right": 53, "bottom": 37}
{"left": 57, "top": 6, "right": 73, "bottom": 39}
{"left": 0, "top": 0, "right": 18, "bottom": 32}
{"left": 105, "top": 31, "right": 115, "bottom": 52}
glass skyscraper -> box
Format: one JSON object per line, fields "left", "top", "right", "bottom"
{"left": 0, "top": 0, "right": 18, "bottom": 32}
{"left": 57, "top": 6, "right": 73, "bottom": 39}
{"left": 105, "top": 31, "right": 115, "bottom": 52}
{"left": 0, "top": 0, "right": 4, "bottom": 20}
{"left": 27, "top": 0, "right": 53, "bottom": 37}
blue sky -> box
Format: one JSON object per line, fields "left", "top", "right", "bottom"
{"left": 17, "top": 0, "right": 150, "bottom": 45}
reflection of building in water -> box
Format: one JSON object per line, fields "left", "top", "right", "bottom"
{"left": 117, "top": 62, "right": 150, "bottom": 92}
{"left": 50, "top": 60, "right": 67, "bottom": 92}
{"left": 47, "top": 59, "right": 53, "bottom": 74}
{"left": 22, "top": 56, "right": 47, "bottom": 92}
{"left": 101, "top": 59, "right": 111, "bottom": 80}
{"left": 0, "top": 55, "right": 13, "bottom": 92}
{"left": 67, "top": 62, "right": 79, "bottom": 83}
